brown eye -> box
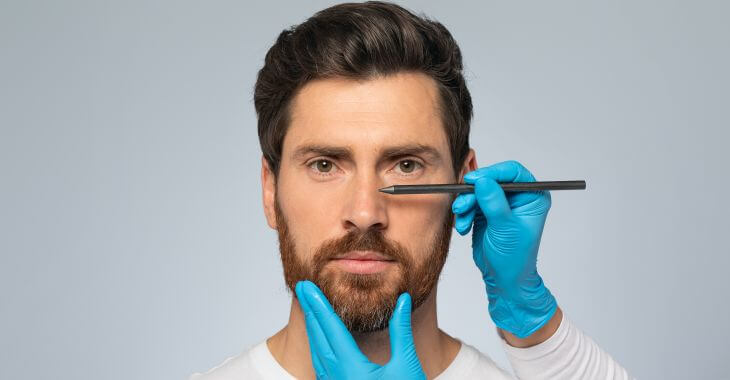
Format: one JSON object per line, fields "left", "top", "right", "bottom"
{"left": 399, "top": 160, "right": 418, "bottom": 173}
{"left": 315, "top": 160, "right": 333, "bottom": 173}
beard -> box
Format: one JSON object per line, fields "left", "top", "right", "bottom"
{"left": 274, "top": 195, "right": 455, "bottom": 333}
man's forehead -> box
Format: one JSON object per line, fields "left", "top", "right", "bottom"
{"left": 290, "top": 72, "right": 441, "bottom": 115}
{"left": 283, "top": 72, "right": 449, "bottom": 159}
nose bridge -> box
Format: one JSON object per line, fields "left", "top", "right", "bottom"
{"left": 342, "top": 168, "right": 388, "bottom": 231}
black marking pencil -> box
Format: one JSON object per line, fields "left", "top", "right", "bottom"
{"left": 378, "top": 180, "right": 586, "bottom": 194}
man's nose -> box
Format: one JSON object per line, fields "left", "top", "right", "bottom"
{"left": 341, "top": 174, "right": 389, "bottom": 232}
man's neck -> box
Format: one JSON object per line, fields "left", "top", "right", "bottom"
{"left": 267, "top": 288, "right": 461, "bottom": 379}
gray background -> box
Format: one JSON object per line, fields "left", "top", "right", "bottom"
{"left": 1, "top": 1, "right": 728, "bottom": 379}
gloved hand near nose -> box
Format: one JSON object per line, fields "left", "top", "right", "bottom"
{"left": 451, "top": 160, "right": 558, "bottom": 339}
{"left": 295, "top": 280, "right": 426, "bottom": 380}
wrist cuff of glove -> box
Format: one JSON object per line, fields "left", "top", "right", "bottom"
{"left": 487, "top": 290, "right": 558, "bottom": 339}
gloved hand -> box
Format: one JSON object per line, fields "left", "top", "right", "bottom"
{"left": 295, "top": 280, "right": 426, "bottom": 380}
{"left": 451, "top": 160, "right": 558, "bottom": 338}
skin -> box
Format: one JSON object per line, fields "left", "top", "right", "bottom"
{"left": 261, "top": 71, "right": 561, "bottom": 379}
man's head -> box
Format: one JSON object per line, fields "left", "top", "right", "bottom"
{"left": 255, "top": 2, "right": 476, "bottom": 333}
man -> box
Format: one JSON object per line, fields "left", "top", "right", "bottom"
{"left": 191, "top": 1, "right": 633, "bottom": 379}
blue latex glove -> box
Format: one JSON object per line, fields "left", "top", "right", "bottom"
{"left": 295, "top": 280, "right": 426, "bottom": 380}
{"left": 451, "top": 160, "right": 558, "bottom": 338}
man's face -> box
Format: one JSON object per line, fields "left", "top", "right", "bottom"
{"left": 265, "top": 72, "right": 464, "bottom": 333}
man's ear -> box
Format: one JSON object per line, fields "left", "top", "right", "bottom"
{"left": 261, "top": 155, "right": 278, "bottom": 230}
{"left": 457, "top": 148, "right": 478, "bottom": 182}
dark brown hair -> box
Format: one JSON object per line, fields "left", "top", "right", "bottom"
{"left": 254, "top": 1, "right": 472, "bottom": 178}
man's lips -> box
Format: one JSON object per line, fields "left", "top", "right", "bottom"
{"left": 330, "top": 250, "right": 396, "bottom": 274}
{"left": 333, "top": 250, "right": 395, "bottom": 261}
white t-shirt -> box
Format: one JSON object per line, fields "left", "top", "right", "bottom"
{"left": 190, "top": 312, "right": 634, "bottom": 379}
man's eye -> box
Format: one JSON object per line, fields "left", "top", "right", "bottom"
{"left": 310, "top": 159, "right": 335, "bottom": 173}
{"left": 396, "top": 159, "right": 422, "bottom": 174}
{"left": 308, "top": 159, "right": 422, "bottom": 176}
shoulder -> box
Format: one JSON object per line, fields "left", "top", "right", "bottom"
{"left": 437, "top": 340, "right": 514, "bottom": 380}
{"left": 189, "top": 341, "right": 283, "bottom": 380}
{"left": 189, "top": 346, "right": 254, "bottom": 380}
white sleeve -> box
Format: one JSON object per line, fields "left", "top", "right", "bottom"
{"left": 499, "top": 312, "right": 634, "bottom": 380}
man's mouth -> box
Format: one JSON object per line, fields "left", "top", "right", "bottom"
{"left": 330, "top": 250, "right": 396, "bottom": 274}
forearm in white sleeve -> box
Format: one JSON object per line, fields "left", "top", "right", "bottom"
{"left": 499, "top": 312, "right": 635, "bottom": 380}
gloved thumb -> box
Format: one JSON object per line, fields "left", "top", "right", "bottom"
{"left": 472, "top": 176, "right": 512, "bottom": 225}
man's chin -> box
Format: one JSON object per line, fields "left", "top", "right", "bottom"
{"left": 316, "top": 271, "right": 405, "bottom": 332}
{"left": 326, "top": 288, "right": 401, "bottom": 333}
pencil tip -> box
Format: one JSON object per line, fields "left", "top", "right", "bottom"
{"left": 379, "top": 186, "right": 395, "bottom": 194}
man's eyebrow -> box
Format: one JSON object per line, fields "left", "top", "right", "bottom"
{"left": 291, "top": 143, "right": 443, "bottom": 162}
{"left": 381, "top": 144, "right": 443, "bottom": 162}
{"left": 292, "top": 144, "right": 353, "bottom": 161}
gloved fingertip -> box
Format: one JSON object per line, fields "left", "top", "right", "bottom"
{"left": 302, "top": 281, "right": 336, "bottom": 314}
{"left": 454, "top": 221, "right": 465, "bottom": 235}
{"left": 453, "top": 193, "right": 477, "bottom": 214}
{"left": 463, "top": 169, "right": 480, "bottom": 181}
{"left": 454, "top": 208, "right": 475, "bottom": 235}
{"left": 396, "top": 292, "right": 412, "bottom": 311}
{"left": 295, "top": 281, "right": 311, "bottom": 311}
{"left": 451, "top": 201, "right": 463, "bottom": 214}
{"left": 301, "top": 280, "right": 320, "bottom": 294}
{"left": 460, "top": 223, "right": 473, "bottom": 235}
{"left": 453, "top": 224, "right": 463, "bottom": 235}
{"left": 295, "top": 281, "right": 303, "bottom": 298}
{"left": 453, "top": 219, "right": 465, "bottom": 235}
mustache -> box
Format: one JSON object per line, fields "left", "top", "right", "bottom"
{"left": 313, "top": 228, "right": 409, "bottom": 263}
